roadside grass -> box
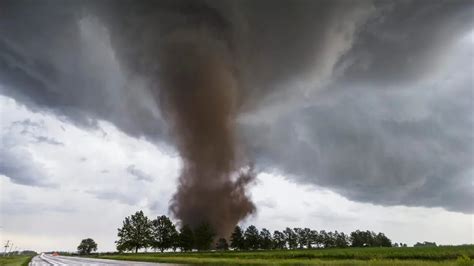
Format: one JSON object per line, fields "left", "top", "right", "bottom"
{"left": 0, "top": 255, "right": 33, "bottom": 266}
{"left": 92, "top": 246, "right": 474, "bottom": 265}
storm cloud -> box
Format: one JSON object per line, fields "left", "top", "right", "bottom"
{"left": 0, "top": 0, "right": 473, "bottom": 216}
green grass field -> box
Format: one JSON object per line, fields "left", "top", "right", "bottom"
{"left": 0, "top": 255, "right": 33, "bottom": 266}
{"left": 92, "top": 246, "right": 474, "bottom": 265}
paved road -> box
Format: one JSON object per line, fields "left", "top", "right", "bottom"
{"left": 30, "top": 253, "right": 180, "bottom": 265}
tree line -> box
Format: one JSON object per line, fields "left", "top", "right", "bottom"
{"left": 115, "top": 211, "right": 393, "bottom": 253}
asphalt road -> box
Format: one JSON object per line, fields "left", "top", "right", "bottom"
{"left": 30, "top": 253, "right": 180, "bottom": 265}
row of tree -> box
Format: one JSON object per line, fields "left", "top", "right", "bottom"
{"left": 115, "top": 211, "right": 393, "bottom": 253}
{"left": 229, "top": 226, "right": 392, "bottom": 250}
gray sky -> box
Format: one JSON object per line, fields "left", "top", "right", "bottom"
{"left": 0, "top": 0, "right": 473, "bottom": 252}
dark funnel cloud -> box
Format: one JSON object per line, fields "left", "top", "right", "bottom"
{"left": 0, "top": 0, "right": 473, "bottom": 231}
{"left": 158, "top": 31, "right": 256, "bottom": 236}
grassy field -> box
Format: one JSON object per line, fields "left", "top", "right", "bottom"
{"left": 92, "top": 246, "right": 474, "bottom": 265}
{"left": 0, "top": 255, "right": 33, "bottom": 266}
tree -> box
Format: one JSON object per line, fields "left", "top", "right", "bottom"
{"left": 273, "top": 230, "right": 287, "bottom": 249}
{"left": 309, "top": 230, "right": 320, "bottom": 248}
{"left": 350, "top": 230, "right": 392, "bottom": 248}
{"left": 244, "top": 225, "right": 260, "bottom": 250}
{"left": 327, "top": 231, "right": 337, "bottom": 248}
{"left": 293, "top": 228, "right": 303, "bottom": 248}
{"left": 178, "top": 225, "right": 194, "bottom": 252}
{"left": 171, "top": 228, "right": 180, "bottom": 252}
{"left": 230, "top": 226, "right": 245, "bottom": 250}
{"left": 116, "top": 210, "right": 152, "bottom": 253}
{"left": 284, "top": 228, "right": 298, "bottom": 249}
{"left": 334, "top": 231, "right": 349, "bottom": 248}
{"left": 194, "top": 223, "right": 215, "bottom": 251}
{"left": 151, "top": 215, "right": 178, "bottom": 252}
{"left": 319, "top": 230, "right": 329, "bottom": 248}
{"left": 374, "top": 233, "right": 392, "bottom": 247}
{"left": 259, "top": 228, "right": 273, "bottom": 250}
{"left": 350, "top": 230, "right": 370, "bottom": 247}
{"left": 294, "top": 228, "right": 311, "bottom": 249}
{"left": 302, "top": 228, "right": 312, "bottom": 248}
{"left": 77, "top": 238, "right": 97, "bottom": 255}
{"left": 216, "top": 238, "right": 229, "bottom": 251}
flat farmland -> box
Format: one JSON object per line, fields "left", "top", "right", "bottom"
{"left": 92, "top": 245, "right": 474, "bottom": 265}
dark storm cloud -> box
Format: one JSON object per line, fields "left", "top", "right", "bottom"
{"left": 126, "top": 165, "right": 153, "bottom": 182}
{"left": 0, "top": 0, "right": 473, "bottom": 214}
{"left": 0, "top": 1, "right": 167, "bottom": 141}
{"left": 243, "top": 46, "right": 474, "bottom": 213}
{"left": 334, "top": 0, "right": 474, "bottom": 88}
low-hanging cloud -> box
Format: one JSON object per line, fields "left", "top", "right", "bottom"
{"left": 0, "top": 0, "right": 473, "bottom": 223}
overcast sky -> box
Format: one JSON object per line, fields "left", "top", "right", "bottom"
{"left": 1, "top": 0, "right": 473, "bottom": 252}
{"left": 1, "top": 95, "right": 472, "bottom": 252}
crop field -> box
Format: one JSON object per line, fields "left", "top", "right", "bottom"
{"left": 93, "top": 246, "right": 474, "bottom": 265}
{"left": 0, "top": 255, "right": 33, "bottom": 266}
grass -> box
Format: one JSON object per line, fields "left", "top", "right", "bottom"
{"left": 0, "top": 255, "right": 34, "bottom": 266}
{"left": 89, "top": 246, "right": 474, "bottom": 265}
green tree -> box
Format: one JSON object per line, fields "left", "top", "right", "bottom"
{"left": 194, "top": 223, "right": 215, "bottom": 251}
{"left": 325, "top": 231, "right": 336, "bottom": 248}
{"left": 273, "top": 230, "right": 287, "bottom": 249}
{"left": 259, "top": 228, "right": 273, "bottom": 250}
{"left": 244, "top": 225, "right": 260, "bottom": 250}
{"left": 151, "top": 215, "right": 177, "bottom": 252}
{"left": 334, "top": 231, "right": 349, "bottom": 248}
{"left": 350, "top": 230, "right": 392, "bottom": 248}
{"left": 294, "top": 228, "right": 311, "bottom": 248}
{"left": 230, "top": 226, "right": 245, "bottom": 250}
{"left": 309, "top": 230, "right": 320, "bottom": 248}
{"left": 77, "top": 238, "right": 97, "bottom": 255}
{"left": 293, "top": 228, "right": 302, "bottom": 248}
{"left": 171, "top": 227, "right": 180, "bottom": 252}
{"left": 374, "top": 233, "right": 392, "bottom": 247}
{"left": 284, "top": 227, "right": 298, "bottom": 249}
{"left": 178, "top": 225, "right": 194, "bottom": 252}
{"left": 215, "top": 238, "right": 229, "bottom": 251}
{"left": 116, "top": 210, "right": 152, "bottom": 253}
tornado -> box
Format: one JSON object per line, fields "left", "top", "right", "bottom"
{"left": 158, "top": 29, "right": 256, "bottom": 237}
